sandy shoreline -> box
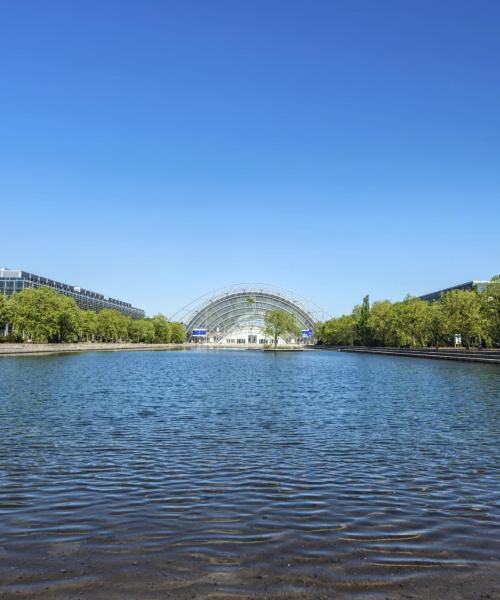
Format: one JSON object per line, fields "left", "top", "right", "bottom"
{"left": 1, "top": 560, "right": 499, "bottom": 599}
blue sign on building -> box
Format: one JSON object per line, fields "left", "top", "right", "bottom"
{"left": 192, "top": 329, "right": 207, "bottom": 337}
{"left": 301, "top": 329, "right": 313, "bottom": 338}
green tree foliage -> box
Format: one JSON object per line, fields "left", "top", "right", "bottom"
{"left": 169, "top": 321, "right": 186, "bottom": 343}
{"left": 96, "top": 310, "right": 130, "bottom": 342}
{"left": 354, "top": 294, "right": 371, "bottom": 345}
{"left": 263, "top": 309, "right": 300, "bottom": 348}
{"left": 0, "top": 294, "right": 10, "bottom": 335}
{"left": 80, "top": 310, "right": 98, "bottom": 342}
{"left": 10, "top": 287, "right": 63, "bottom": 342}
{"left": 336, "top": 315, "right": 357, "bottom": 345}
{"left": 317, "top": 280, "right": 500, "bottom": 349}
{"left": 427, "top": 300, "right": 449, "bottom": 349}
{"left": 151, "top": 314, "right": 171, "bottom": 343}
{"left": 315, "top": 314, "right": 356, "bottom": 346}
{"left": 368, "top": 300, "right": 393, "bottom": 346}
{"left": 1, "top": 286, "right": 185, "bottom": 345}
{"left": 397, "top": 296, "right": 430, "bottom": 347}
{"left": 130, "top": 318, "right": 156, "bottom": 343}
{"left": 439, "top": 289, "right": 484, "bottom": 349}
{"left": 481, "top": 279, "right": 500, "bottom": 346}
{"left": 56, "top": 295, "right": 82, "bottom": 342}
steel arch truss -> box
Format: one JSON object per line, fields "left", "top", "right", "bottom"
{"left": 185, "top": 289, "right": 316, "bottom": 342}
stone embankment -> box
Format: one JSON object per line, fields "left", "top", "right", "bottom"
{"left": 0, "top": 342, "right": 186, "bottom": 357}
{"left": 324, "top": 346, "right": 500, "bottom": 365}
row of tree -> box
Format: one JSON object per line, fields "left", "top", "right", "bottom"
{"left": 315, "top": 278, "right": 500, "bottom": 349}
{"left": 0, "top": 287, "right": 185, "bottom": 344}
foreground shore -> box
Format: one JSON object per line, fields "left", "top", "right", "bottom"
{"left": 0, "top": 342, "right": 186, "bottom": 356}
{"left": 1, "top": 559, "right": 499, "bottom": 599}
{"left": 2, "top": 342, "right": 500, "bottom": 364}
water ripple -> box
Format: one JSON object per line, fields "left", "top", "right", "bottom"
{"left": 0, "top": 350, "right": 499, "bottom": 597}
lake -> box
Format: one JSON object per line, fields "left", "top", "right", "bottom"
{"left": 0, "top": 349, "right": 499, "bottom": 598}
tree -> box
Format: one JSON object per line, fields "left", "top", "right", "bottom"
{"left": 286, "top": 280, "right": 499, "bottom": 350}
{"left": 9, "top": 287, "right": 62, "bottom": 342}
{"left": 440, "top": 289, "right": 484, "bottom": 348}
{"left": 398, "top": 296, "right": 430, "bottom": 347}
{"left": 151, "top": 314, "right": 171, "bottom": 343}
{"left": 129, "top": 319, "right": 156, "bottom": 343}
{"left": 80, "top": 310, "right": 98, "bottom": 342}
{"left": 427, "top": 301, "right": 449, "bottom": 349}
{"left": 1, "top": 286, "right": 185, "bottom": 345}
{"left": 368, "top": 300, "right": 393, "bottom": 346}
{"left": 0, "top": 294, "right": 10, "bottom": 338}
{"left": 56, "top": 295, "right": 82, "bottom": 342}
{"left": 314, "top": 321, "right": 326, "bottom": 344}
{"left": 96, "top": 309, "right": 129, "bottom": 342}
{"left": 263, "top": 309, "right": 300, "bottom": 349}
{"left": 314, "top": 314, "right": 357, "bottom": 346}
{"left": 334, "top": 315, "right": 357, "bottom": 345}
{"left": 354, "top": 294, "right": 371, "bottom": 345}
{"left": 170, "top": 322, "right": 186, "bottom": 343}
{"left": 480, "top": 278, "right": 500, "bottom": 347}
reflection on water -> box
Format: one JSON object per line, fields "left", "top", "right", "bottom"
{"left": 0, "top": 350, "right": 499, "bottom": 597}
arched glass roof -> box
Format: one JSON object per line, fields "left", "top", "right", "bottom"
{"left": 179, "top": 285, "right": 320, "bottom": 341}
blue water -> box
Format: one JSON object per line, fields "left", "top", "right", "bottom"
{"left": 0, "top": 349, "right": 499, "bottom": 597}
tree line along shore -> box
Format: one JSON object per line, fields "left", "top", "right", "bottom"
{"left": 0, "top": 287, "right": 185, "bottom": 344}
{"left": 315, "top": 277, "right": 500, "bottom": 349}
{"left": 1, "top": 278, "right": 499, "bottom": 349}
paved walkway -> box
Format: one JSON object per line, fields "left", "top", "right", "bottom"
{"left": 337, "top": 346, "right": 500, "bottom": 365}
{"left": 0, "top": 342, "right": 185, "bottom": 356}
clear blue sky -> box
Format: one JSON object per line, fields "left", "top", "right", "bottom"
{"left": 1, "top": 1, "right": 499, "bottom": 317}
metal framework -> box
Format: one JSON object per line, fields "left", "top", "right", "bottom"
{"left": 178, "top": 285, "right": 322, "bottom": 343}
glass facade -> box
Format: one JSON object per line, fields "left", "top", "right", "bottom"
{"left": 185, "top": 288, "right": 317, "bottom": 344}
{"left": 419, "top": 280, "right": 492, "bottom": 302}
{"left": 0, "top": 268, "right": 145, "bottom": 319}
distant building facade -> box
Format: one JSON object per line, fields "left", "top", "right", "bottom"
{"left": 0, "top": 268, "right": 145, "bottom": 319}
{"left": 418, "top": 280, "right": 491, "bottom": 302}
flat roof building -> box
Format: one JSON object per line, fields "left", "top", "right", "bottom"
{"left": 418, "top": 280, "right": 491, "bottom": 302}
{"left": 0, "top": 268, "right": 145, "bottom": 319}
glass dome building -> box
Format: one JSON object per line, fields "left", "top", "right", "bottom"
{"left": 177, "top": 285, "right": 321, "bottom": 345}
